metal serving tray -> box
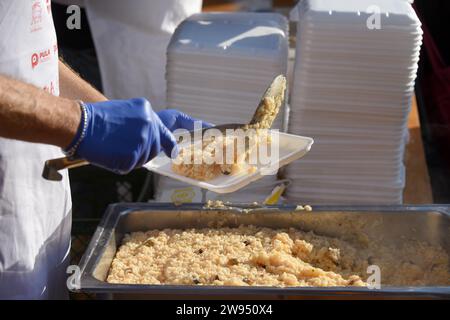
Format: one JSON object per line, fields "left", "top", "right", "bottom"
{"left": 76, "top": 203, "right": 450, "bottom": 299}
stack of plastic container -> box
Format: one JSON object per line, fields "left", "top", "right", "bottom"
{"left": 286, "top": 0, "right": 423, "bottom": 204}
{"left": 155, "top": 12, "right": 289, "bottom": 202}
{"left": 166, "top": 12, "right": 288, "bottom": 129}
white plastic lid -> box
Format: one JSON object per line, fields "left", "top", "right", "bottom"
{"left": 168, "top": 12, "right": 288, "bottom": 60}
{"left": 298, "top": 0, "right": 420, "bottom": 28}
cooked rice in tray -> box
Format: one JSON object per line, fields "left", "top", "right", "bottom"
{"left": 107, "top": 225, "right": 450, "bottom": 287}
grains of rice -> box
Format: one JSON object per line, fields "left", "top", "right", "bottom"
{"left": 107, "top": 225, "right": 450, "bottom": 287}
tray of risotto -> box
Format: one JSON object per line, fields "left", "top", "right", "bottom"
{"left": 75, "top": 203, "right": 450, "bottom": 299}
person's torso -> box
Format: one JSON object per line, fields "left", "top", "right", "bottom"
{"left": 0, "top": 0, "right": 72, "bottom": 299}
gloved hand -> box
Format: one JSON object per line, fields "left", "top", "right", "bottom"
{"left": 157, "top": 109, "right": 213, "bottom": 132}
{"left": 65, "top": 98, "right": 207, "bottom": 174}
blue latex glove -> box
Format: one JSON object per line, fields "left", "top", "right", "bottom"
{"left": 66, "top": 98, "right": 204, "bottom": 174}
{"left": 157, "top": 109, "right": 213, "bottom": 132}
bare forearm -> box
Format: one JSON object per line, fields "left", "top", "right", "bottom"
{"left": 0, "top": 74, "right": 81, "bottom": 148}
{"left": 58, "top": 60, "right": 107, "bottom": 102}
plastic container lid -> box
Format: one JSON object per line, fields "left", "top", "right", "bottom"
{"left": 168, "top": 12, "right": 288, "bottom": 60}
{"left": 297, "top": 0, "right": 420, "bottom": 28}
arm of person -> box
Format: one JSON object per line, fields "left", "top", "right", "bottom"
{"left": 0, "top": 72, "right": 209, "bottom": 174}
{"left": 58, "top": 59, "right": 107, "bottom": 102}
{"left": 0, "top": 73, "right": 81, "bottom": 148}
{"left": 0, "top": 58, "right": 106, "bottom": 148}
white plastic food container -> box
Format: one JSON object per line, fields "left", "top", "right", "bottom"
{"left": 145, "top": 131, "right": 313, "bottom": 194}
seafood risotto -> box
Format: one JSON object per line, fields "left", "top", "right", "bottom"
{"left": 172, "top": 131, "right": 269, "bottom": 181}
{"left": 107, "top": 225, "right": 450, "bottom": 287}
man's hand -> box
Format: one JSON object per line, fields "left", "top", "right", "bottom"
{"left": 67, "top": 99, "right": 210, "bottom": 174}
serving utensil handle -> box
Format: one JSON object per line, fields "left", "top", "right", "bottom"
{"left": 42, "top": 156, "right": 89, "bottom": 181}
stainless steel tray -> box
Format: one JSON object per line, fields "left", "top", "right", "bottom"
{"left": 76, "top": 203, "right": 450, "bottom": 299}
